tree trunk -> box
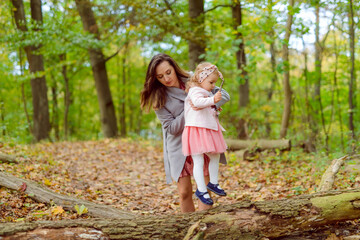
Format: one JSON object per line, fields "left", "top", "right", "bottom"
{"left": 0, "top": 154, "right": 18, "bottom": 164}
{"left": 232, "top": 1, "right": 249, "bottom": 140}
{"left": 348, "top": 0, "right": 356, "bottom": 141}
{"left": 51, "top": 74, "right": 59, "bottom": 140}
{"left": 120, "top": 46, "right": 127, "bottom": 137}
{"left": 315, "top": 1, "right": 330, "bottom": 153}
{"left": 266, "top": 0, "right": 278, "bottom": 137}
{"left": 75, "top": 0, "right": 118, "bottom": 138}
{"left": 3, "top": 189, "right": 360, "bottom": 239}
{"left": 19, "top": 48, "right": 33, "bottom": 135}
{"left": 333, "top": 33, "right": 345, "bottom": 151}
{"left": 0, "top": 172, "right": 134, "bottom": 220}
{"left": 11, "top": 0, "right": 51, "bottom": 142}
{"left": 279, "top": 0, "right": 294, "bottom": 139}
{"left": 226, "top": 139, "right": 291, "bottom": 151}
{"left": 60, "top": 54, "right": 71, "bottom": 140}
{"left": 188, "top": 0, "right": 205, "bottom": 71}
{"left": 0, "top": 99, "right": 5, "bottom": 136}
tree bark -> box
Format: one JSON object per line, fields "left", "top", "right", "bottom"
{"left": 2, "top": 189, "right": 360, "bottom": 239}
{"left": 0, "top": 172, "right": 134, "bottom": 220}
{"left": 75, "top": 0, "right": 118, "bottom": 138}
{"left": 226, "top": 139, "right": 291, "bottom": 151}
{"left": 232, "top": 1, "right": 249, "bottom": 140}
{"left": 279, "top": 0, "right": 295, "bottom": 139}
{"left": 11, "top": 0, "right": 51, "bottom": 142}
{"left": 188, "top": 0, "right": 205, "bottom": 71}
{"left": 348, "top": 0, "right": 356, "bottom": 140}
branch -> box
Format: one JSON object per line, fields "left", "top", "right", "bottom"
{"left": 0, "top": 171, "right": 134, "bottom": 219}
{"left": 204, "top": 4, "right": 232, "bottom": 13}
{"left": 318, "top": 155, "right": 348, "bottom": 192}
{"left": 104, "top": 49, "right": 121, "bottom": 62}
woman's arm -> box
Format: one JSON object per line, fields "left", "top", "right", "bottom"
{"left": 155, "top": 107, "right": 185, "bottom": 136}
{"left": 212, "top": 87, "right": 230, "bottom": 109}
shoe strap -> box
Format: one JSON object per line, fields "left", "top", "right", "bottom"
{"left": 197, "top": 190, "right": 209, "bottom": 197}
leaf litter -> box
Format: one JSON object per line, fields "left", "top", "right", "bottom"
{"left": 0, "top": 138, "right": 359, "bottom": 222}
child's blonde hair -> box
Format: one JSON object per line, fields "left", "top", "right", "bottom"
{"left": 185, "top": 62, "right": 220, "bottom": 92}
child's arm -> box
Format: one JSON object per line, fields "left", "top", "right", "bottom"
{"left": 189, "top": 88, "right": 215, "bottom": 108}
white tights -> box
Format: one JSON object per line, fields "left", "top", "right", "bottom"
{"left": 192, "top": 153, "right": 220, "bottom": 193}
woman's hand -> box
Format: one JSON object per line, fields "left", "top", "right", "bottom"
{"left": 214, "top": 91, "right": 222, "bottom": 103}
{"left": 189, "top": 100, "right": 202, "bottom": 111}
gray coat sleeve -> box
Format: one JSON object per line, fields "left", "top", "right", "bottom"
{"left": 155, "top": 107, "right": 185, "bottom": 136}
{"left": 212, "top": 87, "right": 230, "bottom": 109}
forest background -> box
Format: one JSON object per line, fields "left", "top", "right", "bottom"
{"left": 0, "top": 0, "right": 359, "bottom": 155}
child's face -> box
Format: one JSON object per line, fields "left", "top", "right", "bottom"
{"left": 200, "top": 72, "right": 218, "bottom": 91}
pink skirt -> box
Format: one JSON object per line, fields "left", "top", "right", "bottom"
{"left": 182, "top": 121, "right": 227, "bottom": 156}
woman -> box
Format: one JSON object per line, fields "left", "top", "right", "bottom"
{"left": 140, "top": 53, "right": 230, "bottom": 212}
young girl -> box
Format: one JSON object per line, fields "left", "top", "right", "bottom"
{"left": 182, "top": 62, "right": 228, "bottom": 205}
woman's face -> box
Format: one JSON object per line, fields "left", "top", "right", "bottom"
{"left": 155, "top": 61, "right": 180, "bottom": 88}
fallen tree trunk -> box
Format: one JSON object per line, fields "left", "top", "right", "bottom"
{"left": 318, "top": 155, "right": 348, "bottom": 192}
{"left": 2, "top": 188, "right": 360, "bottom": 239}
{"left": 232, "top": 149, "right": 259, "bottom": 161}
{"left": 0, "top": 172, "right": 134, "bottom": 220}
{"left": 226, "top": 139, "right": 291, "bottom": 151}
{"left": 0, "top": 153, "right": 18, "bottom": 164}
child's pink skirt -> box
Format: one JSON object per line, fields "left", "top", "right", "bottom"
{"left": 182, "top": 121, "right": 227, "bottom": 156}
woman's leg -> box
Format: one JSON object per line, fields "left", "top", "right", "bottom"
{"left": 177, "top": 175, "right": 195, "bottom": 213}
{"left": 207, "top": 153, "right": 220, "bottom": 184}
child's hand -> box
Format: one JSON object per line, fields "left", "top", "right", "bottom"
{"left": 214, "top": 91, "right": 222, "bottom": 103}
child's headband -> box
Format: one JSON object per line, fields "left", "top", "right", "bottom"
{"left": 198, "top": 65, "right": 224, "bottom": 83}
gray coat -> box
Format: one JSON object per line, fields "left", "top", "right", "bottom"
{"left": 155, "top": 80, "right": 230, "bottom": 184}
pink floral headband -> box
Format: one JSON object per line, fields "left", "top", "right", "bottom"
{"left": 198, "top": 65, "right": 224, "bottom": 83}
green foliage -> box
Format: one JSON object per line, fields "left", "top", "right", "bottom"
{"left": 0, "top": 0, "right": 358, "bottom": 154}
{"left": 74, "top": 204, "right": 88, "bottom": 216}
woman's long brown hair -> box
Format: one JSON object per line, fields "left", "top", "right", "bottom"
{"left": 140, "top": 53, "right": 190, "bottom": 112}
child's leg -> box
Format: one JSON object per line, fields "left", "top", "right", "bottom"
{"left": 191, "top": 154, "right": 207, "bottom": 193}
{"left": 207, "top": 153, "right": 220, "bottom": 184}
{"left": 206, "top": 153, "right": 226, "bottom": 196}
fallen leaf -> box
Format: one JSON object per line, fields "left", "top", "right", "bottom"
{"left": 51, "top": 205, "right": 64, "bottom": 216}
{"left": 18, "top": 182, "right": 27, "bottom": 192}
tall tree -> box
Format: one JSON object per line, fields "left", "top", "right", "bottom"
{"left": 75, "top": 0, "right": 118, "bottom": 138}
{"left": 188, "top": 0, "right": 205, "bottom": 71}
{"left": 232, "top": 0, "right": 249, "bottom": 139}
{"left": 348, "top": 0, "right": 355, "bottom": 140}
{"left": 11, "top": 0, "right": 51, "bottom": 141}
{"left": 266, "top": 0, "right": 278, "bottom": 137}
{"left": 60, "top": 54, "right": 71, "bottom": 140}
{"left": 280, "top": 0, "right": 295, "bottom": 139}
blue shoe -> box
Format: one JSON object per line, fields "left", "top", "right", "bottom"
{"left": 207, "top": 182, "right": 226, "bottom": 196}
{"left": 195, "top": 189, "right": 213, "bottom": 205}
